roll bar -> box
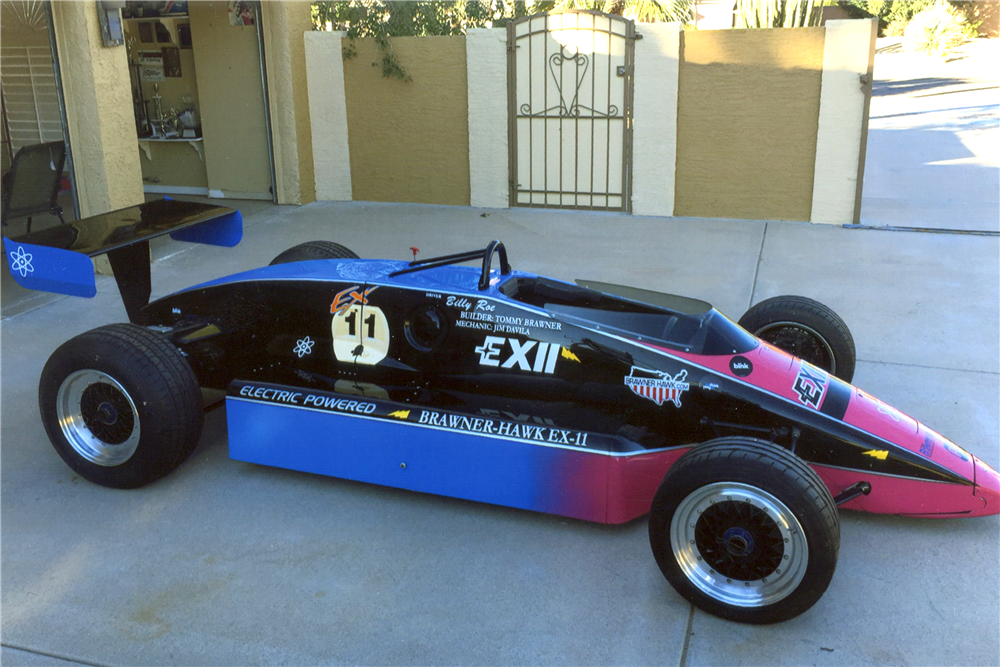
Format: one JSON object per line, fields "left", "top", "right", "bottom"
{"left": 388, "top": 240, "right": 511, "bottom": 291}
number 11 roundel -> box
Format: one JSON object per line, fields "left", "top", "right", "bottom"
{"left": 332, "top": 304, "right": 390, "bottom": 365}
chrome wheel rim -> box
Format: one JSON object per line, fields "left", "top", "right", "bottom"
{"left": 670, "top": 482, "right": 808, "bottom": 608}
{"left": 755, "top": 321, "right": 836, "bottom": 376}
{"left": 56, "top": 370, "right": 140, "bottom": 466}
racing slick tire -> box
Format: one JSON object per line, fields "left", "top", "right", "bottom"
{"left": 38, "top": 324, "right": 204, "bottom": 489}
{"left": 269, "top": 241, "right": 359, "bottom": 265}
{"left": 648, "top": 437, "right": 839, "bottom": 624}
{"left": 739, "top": 295, "right": 856, "bottom": 383}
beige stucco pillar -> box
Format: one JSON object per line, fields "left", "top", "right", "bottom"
{"left": 466, "top": 28, "right": 508, "bottom": 209}
{"left": 810, "top": 19, "right": 877, "bottom": 225}
{"left": 631, "top": 22, "right": 681, "bottom": 217}
{"left": 304, "top": 31, "right": 352, "bottom": 201}
{"left": 260, "top": 0, "right": 315, "bottom": 205}
{"left": 49, "top": 1, "right": 143, "bottom": 217}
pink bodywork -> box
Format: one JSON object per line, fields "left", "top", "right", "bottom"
{"left": 646, "top": 340, "right": 1000, "bottom": 519}
{"left": 606, "top": 448, "right": 690, "bottom": 524}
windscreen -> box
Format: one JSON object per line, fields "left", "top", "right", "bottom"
{"left": 502, "top": 277, "right": 757, "bottom": 356}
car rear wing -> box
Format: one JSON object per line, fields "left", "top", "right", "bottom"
{"left": 2, "top": 198, "right": 242, "bottom": 321}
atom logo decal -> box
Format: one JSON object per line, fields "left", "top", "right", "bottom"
{"left": 293, "top": 336, "right": 315, "bottom": 358}
{"left": 9, "top": 246, "right": 34, "bottom": 277}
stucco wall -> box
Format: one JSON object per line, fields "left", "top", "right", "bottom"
{"left": 342, "top": 36, "right": 470, "bottom": 206}
{"left": 304, "top": 31, "right": 352, "bottom": 201}
{"left": 631, "top": 22, "right": 680, "bottom": 217}
{"left": 674, "top": 28, "right": 825, "bottom": 222}
{"left": 50, "top": 1, "right": 143, "bottom": 217}
{"left": 189, "top": 2, "right": 271, "bottom": 199}
{"left": 466, "top": 28, "right": 507, "bottom": 209}
{"left": 304, "top": 18, "right": 869, "bottom": 222}
{"left": 261, "top": 0, "right": 315, "bottom": 205}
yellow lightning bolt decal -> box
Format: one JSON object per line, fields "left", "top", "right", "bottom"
{"left": 388, "top": 410, "right": 411, "bottom": 419}
{"left": 560, "top": 348, "right": 581, "bottom": 363}
{"left": 863, "top": 449, "right": 889, "bottom": 460}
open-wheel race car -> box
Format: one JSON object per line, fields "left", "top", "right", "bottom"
{"left": 5, "top": 199, "right": 998, "bottom": 624}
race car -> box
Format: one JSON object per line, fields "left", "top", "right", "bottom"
{"left": 5, "top": 199, "right": 998, "bottom": 625}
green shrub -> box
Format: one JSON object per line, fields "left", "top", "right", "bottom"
{"left": 903, "top": 1, "right": 968, "bottom": 57}
{"left": 885, "top": 17, "right": 908, "bottom": 36}
{"left": 840, "top": 0, "right": 936, "bottom": 37}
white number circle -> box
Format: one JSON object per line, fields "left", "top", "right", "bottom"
{"left": 332, "top": 305, "right": 389, "bottom": 365}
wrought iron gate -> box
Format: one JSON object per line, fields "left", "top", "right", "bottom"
{"left": 507, "top": 11, "right": 635, "bottom": 211}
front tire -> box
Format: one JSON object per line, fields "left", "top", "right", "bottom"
{"left": 739, "top": 295, "right": 856, "bottom": 382}
{"left": 39, "top": 324, "right": 204, "bottom": 489}
{"left": 649, "top": 438, "right": 839, "bottom": 624}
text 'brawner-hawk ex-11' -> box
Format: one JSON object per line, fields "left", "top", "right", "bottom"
{"left": 4, "top": 200, "right": 998, "bottom": 624}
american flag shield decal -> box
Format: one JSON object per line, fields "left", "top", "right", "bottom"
{"left": 624, "top": 367, "right": 690, "bottom": 408}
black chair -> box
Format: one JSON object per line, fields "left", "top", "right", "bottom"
{"left": 1, "top": 141, "right": 67, "bottom": 234}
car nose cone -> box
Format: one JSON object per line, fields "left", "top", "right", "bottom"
{"left": 973, "top": 457, "right": 1000, "bottom": 517}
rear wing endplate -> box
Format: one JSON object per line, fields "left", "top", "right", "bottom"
{"left": 2, "top": 198, "right": 242, "bottom": 321}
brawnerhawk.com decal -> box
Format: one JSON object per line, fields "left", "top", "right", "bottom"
{"left": 624, "top": 367, "right": 690, "bottom": 408}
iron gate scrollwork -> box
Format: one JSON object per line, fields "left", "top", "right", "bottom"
{"left": 507, "top": 11, "right": 635, "bottom": 211}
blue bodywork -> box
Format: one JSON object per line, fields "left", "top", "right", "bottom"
{"left": 3, "top": 239, "right": 99, "bottom": 297}
{"left": 185, "top": 258, "right": 522, "bottom": 297}
{"left": 2, "top": 204, "right": 242, "bottom": 299}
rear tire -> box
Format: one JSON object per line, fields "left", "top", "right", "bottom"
{"left": 649, "top": 438, "right": 839, "bottom": 624}
{"left": 39, "top": 324, "right": 204, "bottom": 489}
{"left": 269, "top": 241, "right": 359, "bottom": 266}
{"left": 739, "top": 295, "right": 856, "bottom": 382}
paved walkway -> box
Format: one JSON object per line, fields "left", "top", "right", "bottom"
{"left": 1, "top": 198, "right": 997, "bottom": 666}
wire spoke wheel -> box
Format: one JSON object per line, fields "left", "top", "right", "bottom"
{"left": 738, "top": 296, "right": 856, "bottom": 383}
{"left": 754, "top": 322, "right": 834, "bottom": 376}
{"left": 670, "top": 482, "right": 808, "bottom": 609}
{"left": 649, "top": 438, "right": 839, "bottom": 624}
{"left": 56, "top": 369, "right": 140, "bottom": 466}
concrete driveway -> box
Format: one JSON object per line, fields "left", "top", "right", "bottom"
{"left": 1, "top": 198, "right": 997, "bottom": 666}
{"left": 862, "top": 38, "right": 999, "bottom": 232}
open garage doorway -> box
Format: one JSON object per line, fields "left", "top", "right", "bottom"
{"left": 122, "top": 1, "right": 275, "bottom": 201}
